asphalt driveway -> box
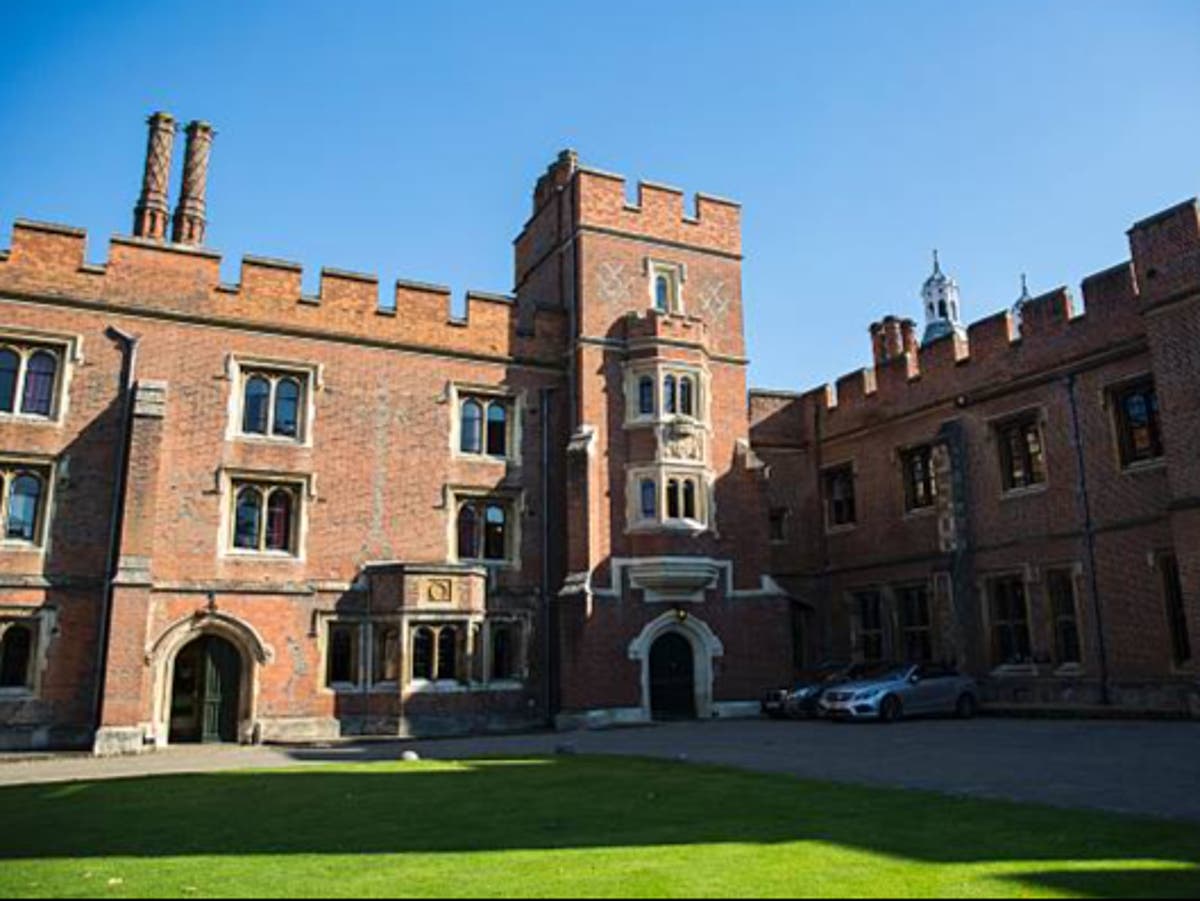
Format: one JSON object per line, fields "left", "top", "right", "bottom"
{"left": 2, "top": 718, "right": 1198, "bottom": 823}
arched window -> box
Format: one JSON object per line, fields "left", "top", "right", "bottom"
{"left": 233, "top": 486, "right": 264, "bottom": 550}
{"left": 655, "top": 275, "right": 670, "bottom": 312}
{"left": 679, "top": 377, "right": 694, "bottom": 417}
{"left": 491, "top": 625, "right": 513, "bottom": 681}
{"left": 412, "top": 628, "right": 435, "bottom": 681}
{"left": 484, "top": 504, "right": 507, "bottom": 560}
{"left": 641, "top": 478, "right": 657, "bottom": 520}
{"left": 460, "top": 399, "right": 483, "bottom": 454}
{"left": 265, "top": 489, "right": 293, "bottom": 552}
{"left": 683, "top": 479, "right": 697, "bottom": 520}
{"left": 638, "top": 376, "right": 655, "bottom": 416}
{"left": 486, "top": 403, "right": 507, "bottom": 457}
{"left": 21, "top": 351, "right": 57, "bottom": 417}
{"left": 242, "top": 376, "right": 271, "bottom": 435}
{"left": 0, "top": 349, "right": 18, "bottom": 413}
{"left": 664, "top": 375, "right": 677, "bottom": 415}
{"left": 6, "top": 473, "right": 43, "bottom": 542}
{"left": 666, "top": 479, "right": 681, "bottom": 519}
{"left": 273, "top": 379, "right": 301, "bottom": 438}
{"left": 0, "top": 625, "right": 33, "bottom": 689}
{"left": 437, "top": 627, "right": 459, "bottom": 681}
{"left": 456, "top": 504, "right": 479, "bottom": 559}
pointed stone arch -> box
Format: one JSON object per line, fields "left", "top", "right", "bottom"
{"left": 148, "top": 611, "right": 274, "bottom": 748}
{"left": 628, "top": 611, "right": 724, "bottom": 720}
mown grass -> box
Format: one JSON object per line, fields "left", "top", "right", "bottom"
{"left": 0, "top": 755, "right": 1197, "bottom": 898}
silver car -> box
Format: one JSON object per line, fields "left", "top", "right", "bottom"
{"left": 818, "top": 663, "right": 979, "bottom": 722}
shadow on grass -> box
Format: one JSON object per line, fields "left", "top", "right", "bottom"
{"left": 1003, "top": 868, "right": 1200, "bottom": 900}
{"left": 2, "top": 756, "right": 1198, "bottom": 897}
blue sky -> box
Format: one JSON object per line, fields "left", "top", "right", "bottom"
{"left": 1, "top": 1, "right": 1198, "bottom": 391}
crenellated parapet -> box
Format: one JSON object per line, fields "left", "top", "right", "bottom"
{"left": 752, "top": 194, "right": 1200, "bottom": 440}
{"left": 0, "top": 220, "right": 568, "bottom": 367}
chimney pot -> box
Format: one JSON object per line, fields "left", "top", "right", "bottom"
{"left": 132, "top": 112, "right": 177, "bottom": 240}
{"left": 171, "top": 120, "right": 216, "bottom": 245}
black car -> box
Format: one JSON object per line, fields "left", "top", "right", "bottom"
{"left": 763, "top": 662, "right": 884, "bottom": 719}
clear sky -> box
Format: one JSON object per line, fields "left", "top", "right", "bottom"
{"left": 1, "top": 1, "right": 1198, "bottom": 391}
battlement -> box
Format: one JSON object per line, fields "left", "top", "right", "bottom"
{"left": 624, "top": 309, "right": 711, "bottom": 349}
{"left": 0, "top": 220, "right": 567, "bottom": 366}
{"left": 749, "top": 194, "right": 1200, "bottom": 440}
{"left": 575, "top": 167, "right": 741, "bottom": 256}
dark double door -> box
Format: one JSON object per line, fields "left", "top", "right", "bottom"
{"left": 649, "top": 632, "right": 697, "bottom": 720}
{"left": 170, "top": 636, "right": 241, "bottom": 744}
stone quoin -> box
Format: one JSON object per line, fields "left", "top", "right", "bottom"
{"left": 0, "top": 114, "right": 1196, "bottom": 753}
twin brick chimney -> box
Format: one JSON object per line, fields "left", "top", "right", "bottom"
{"left": 869, "top": 316, "right": 919, "bottom": 368}
{"left": 132, "top": 112, "right": 215, "bottom": 245}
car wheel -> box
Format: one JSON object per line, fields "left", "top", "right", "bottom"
{"left": 879, "top": 696, "right": 903, "bottom": 723}
{"left": 955, "top": 693, "right": 977, "bottom": 720}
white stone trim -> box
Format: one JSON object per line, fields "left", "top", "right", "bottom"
{"left": 223, "top": 353, "right": 322, "bottom": 448}
{"left": 587, "top": 556, "right": 789, "bottom": 602}
{"left": 628, "top": 611, "right": 724, "bottom": 720}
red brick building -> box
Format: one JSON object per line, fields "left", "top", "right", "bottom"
{"left": 752, "top": 206, "right": 1200, "bottom": 716}
{"left": 0, "top": 114, "right": 1195, "bottom": 752}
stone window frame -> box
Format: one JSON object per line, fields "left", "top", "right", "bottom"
{"left": 484, "top": 616, "right": 530, "bottom": 686}
{"left": 822, "top": 460, "right": 858, "bottom": 534}
{"left": 895, "top": 582, "right": 935, "bottom": 664}
{"left": 446, "top": 485, "right": 524, "bottom": 571}
{"left": 317, "top": 614, "right": 403, "bottom": 695}
{"left": 1156, "top": 551, "right": 1192, "bottom": 670}
{"left": 898, "top": 443, "right": 937, "bottom": 516}
{"left": 448, "top": 382, "right": 523, "bottom": 466}
{"left": 623, "top": 359, "right": 711, "bottom": 429}
{"left": 0, "top": 455, "right": 58, "bottom": 555}
{"left": 1043, "top": 563, "right": 1086, "bottom": 675}
{"left": 224, "top": 354, "right": 323, "bottom": 448}
{"left": 978, "top": 567, "right": 1038, "bottom": 675}
{"left": 847, "top": 587, "right": 887, "bottom": 663}
{"left": 768, "top": 506, "right": 789, "bottom": 544}
{"left": 1105, "top": 373, "right": 1166, "bottom": 473}
{"left": 646, "top": 257, "right": 686, "bottom": 315}
{"left": 0, "top": 326, "right": 82, "bottom": 428}
{"left": 625, "top": 464, "right": 714, "bottom": 535}
{"left": 990, "top": 407, "right": 1049, "bottom": 498}
{"left": 217, "top": 468, "right": 315, "bottom": 563}
{"left": 0, "top": 606, "right": 55, "bottom": 700}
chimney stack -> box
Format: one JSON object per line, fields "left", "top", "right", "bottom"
{"left": 132, "top": 112, "right": 177, "bottom": 241}
{"left": 870, "top": 316, "right": 916, "bottom": 368}
{"left": 171, "top": 120, "right": 215, "bottom": 246}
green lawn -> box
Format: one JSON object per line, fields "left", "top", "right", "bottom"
{"left": 1, "top": 756, "right": 1197, "bottom": 899}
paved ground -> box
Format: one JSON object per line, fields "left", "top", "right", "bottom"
{"left": 2, "top": 718, "right": 1198, "bottom": 823}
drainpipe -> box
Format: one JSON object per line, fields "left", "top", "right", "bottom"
{"left": 92, "top": 326, "right": 140, "bottom": 733}
{"left": 1066, "top": 373, "right": 1111, "bottom": 705}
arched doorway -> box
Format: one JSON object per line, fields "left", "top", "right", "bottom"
{"left": 169, "top": 635, "right": 242, "bottom": 744}
{"left": 649, "top": 632, "right": 696, "bottom": 720}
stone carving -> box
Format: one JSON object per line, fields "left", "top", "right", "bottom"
{"left": 595, "top": 260, "right": 633, "bottom": 305}
{"left": 425, "top": 579, "right": 452, "bottom": 605}
{"left": 662, "top": 421, "right": 705, "bottom": 462}
{"left": 699, "top": 278, "right": 731, "bottom": 319}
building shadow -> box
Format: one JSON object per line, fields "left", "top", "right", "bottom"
{"left": 0, "top": 755, "right": 1197, "bottom": 900}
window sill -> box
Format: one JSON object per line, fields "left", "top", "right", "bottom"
{"left": 0, "top": 687, "right": 36, "bottom": 701}
{"left": 232, "top": 433, "right": 309, "bottom": 448}
{"left": 825, "top": 523, "right": 857, "bottom": 536}
{"left": 902, "top": 506, "right": 937, "bottom": 521}
{"left": 627, "top": 519, "right": 710, "bottom": 536}
{"left": 0, "top": 412, "right": 60, "bottom": 427}
{"left": 453, "top": 452, "right": 517, "bottom": 466}
{"left": 224, "top": 549, "right": 303, "bottom": 563}
{"left": 1000, "top": 483, "right": 1048, "bottom": 501}
{"left": 407, "top": 680, "right": 470, "bottom": 695}
{"left": 1120, "top": 458, "right": 1167, "bottom": 475}
{"left": 1053, "top": 663, "right": 1085, "bottom": 678}
{"left": 625, "top": 415, "right": 707, "bottom": 430}
{"left": 456, "top": 557, "right": 518, "bottom": 571}
{"left": 990, "top": 663, "right": 1040, "bottom": 678}
{"left": 0, "top": 541, "right": 44, "bottom": 554}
